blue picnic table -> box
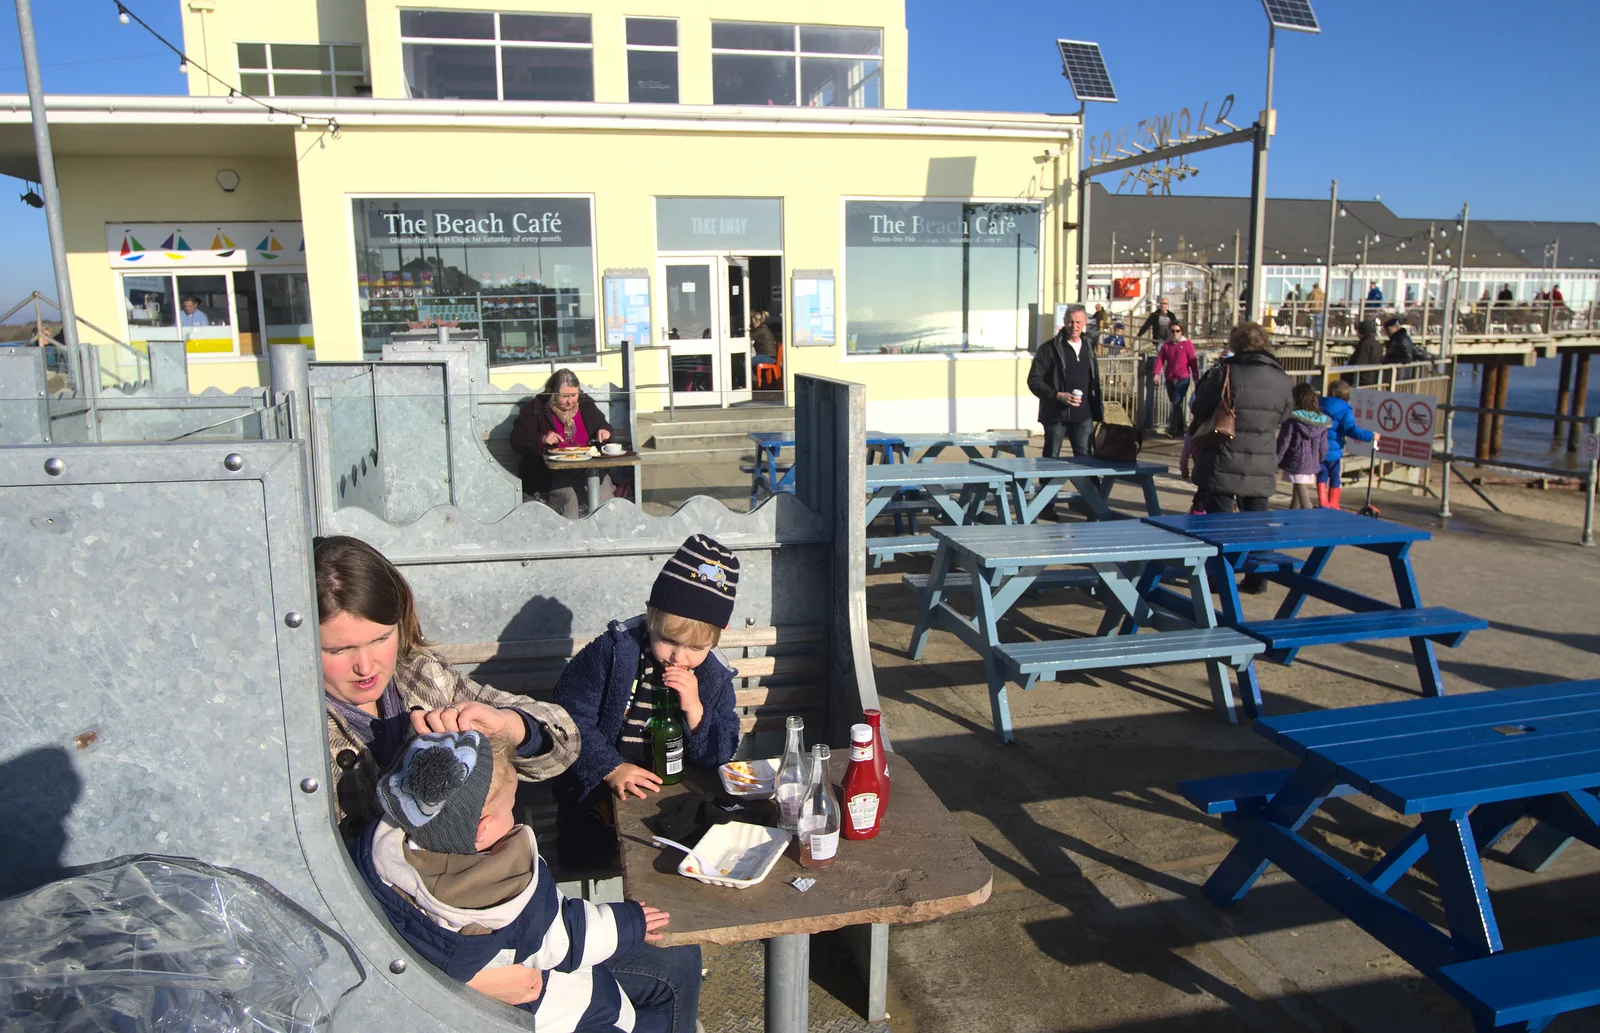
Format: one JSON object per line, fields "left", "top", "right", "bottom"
{"left": 1144, "top": 509, "right": 1486, "bottom": 718}
{"left": 866, "top": 431, "right": 1030, "bottom": 464}
{"left": 971, "top": 455, "right": 1168, "bottom": 523}
{"left": 906, "top": 522, "right": 1268, "bottom": 740}
{"left": 749, "top": 430, "right": 905, "bottom": 509}
{"left": 1181, "top": 680, "right": 1600, "bottom": 1031}
{"left": 863, "top": 462, "right": 1017, "bottom": 567}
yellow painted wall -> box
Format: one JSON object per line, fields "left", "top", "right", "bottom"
{"left": 182, "top": 0, "right": 370, "bottom": 97}
{"left": 56, "top": 154, "right": 302, "bottom": 392}
{"left": 293, "top": 119, "right": 1071, "bottom": 427}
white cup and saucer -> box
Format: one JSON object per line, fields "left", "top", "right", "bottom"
{"left": 600, "top": 443, "right": 625, "bottom": 456}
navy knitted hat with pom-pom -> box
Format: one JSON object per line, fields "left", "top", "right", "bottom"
{"left": 377, "top": 730, "right": 494, "bottom": 855}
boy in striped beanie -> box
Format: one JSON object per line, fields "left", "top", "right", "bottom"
{"left": 551, "top": 535, "right": 743, "bottom": 872}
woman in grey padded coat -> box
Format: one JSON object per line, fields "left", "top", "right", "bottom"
{"left": 1188, "top": 321, "right": 1294, "bottom": 514}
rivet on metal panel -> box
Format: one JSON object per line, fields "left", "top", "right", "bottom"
{"left": 299, "top": 776, "right": 319, "bottom": 794}
{"left": 745, "top": 617, "right": 756, "bottom": 626}
{"left": 224, "top": 453, "right": 245, "bottom": 472}
{"left": 284, "top": 611, "right": 305, "bottom": 628}
{"left": 43, "top": 457, "right": 63, "bottom": 476}
{"left": 389, "top": 959, "right": 408, "bottom": 974}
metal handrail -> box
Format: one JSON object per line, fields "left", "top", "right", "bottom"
{"left": 1436, "top": 406, "right": 1598, "bottom": 547}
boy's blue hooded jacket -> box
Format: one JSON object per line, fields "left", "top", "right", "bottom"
{"left": 1320, "top": 396, "right": 1375, "bottom": 464}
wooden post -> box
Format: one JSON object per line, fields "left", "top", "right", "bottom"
{"left": 1555, "top": 352, "right": 1574, "bottom": 442}
{"left": 1475, "top": 361, "right": 1497, "bottom": 461}
{"left": 1568, "top": 352, "right": 1591, "bottom": 453}
{"left": 1490, "top": 359, "right": 1511, "bottom": 458}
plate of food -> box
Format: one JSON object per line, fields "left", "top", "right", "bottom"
{"left": 545, "top": 446, "right": 599, "bottom": 461}
{"left": 718, "top": 758, "right": 778, "bottom": 799}
{"left": 677, "top": 821, "right": 790, "bottom": 889}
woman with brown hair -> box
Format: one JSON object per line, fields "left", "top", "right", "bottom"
{"left": 1189, "top": 321, "right": 1294, "bottom": 515}
{"left": 509, "top": 368, "right": 614, "bottom": 518}
{"left": 313, "top": 534, "right": 579, "bottom": 838}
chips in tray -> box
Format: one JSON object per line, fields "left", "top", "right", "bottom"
{"left": 718, "top": 758, "right": 778, "bottom": 798}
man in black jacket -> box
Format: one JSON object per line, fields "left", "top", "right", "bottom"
{"left": 1027, "top": 305, "right": 1103, "bottom": 461}
{"left": 1382, "top": 315, "right": 1421, "bottom": 364}
{"left": 1350, "top": 318, "right": 1384, "bottom": 386}
{"left": 1136, "top": 297, "right": 1177, "bottom": 346}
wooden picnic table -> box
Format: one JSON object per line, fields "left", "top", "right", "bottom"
{"left": 616, "top": 752, "right": 992, "bottom": 1033}
{"left": 1181, "top": 680, "right": 1600, "bottom": 1031}
{"left": 865, "top": 430, "right": 1030, "bottom": 464}
{"left": 970, "top": 455, "right": 1168, "bottom": 522}
{"left": 544, "top": 450, "right": 641, "bottom": 512}
{"left": 905, "top": 522, "right": 1266, "bottom": 740}
{"left": 1144, "top": 509, "right": 1487, "bottom": 718}
{"left": 749, "top": 430, "right": 905, "bottom": 509}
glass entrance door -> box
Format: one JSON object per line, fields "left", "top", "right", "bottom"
{"left": 658, "top": 258, "right": 753, "bottom": 408}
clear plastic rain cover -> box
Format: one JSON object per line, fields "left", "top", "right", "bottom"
{"left": 0, "top": 855, "right": 365, "bottom": 1032}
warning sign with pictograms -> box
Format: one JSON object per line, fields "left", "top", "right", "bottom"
{"left": 1351, "top": 389, "right": 1438, "bottom": 467}
{"left": 1581, "top": 430, "right": 1599, "bottom": 466}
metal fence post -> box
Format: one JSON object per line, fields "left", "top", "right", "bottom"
{"left": 1585, "top": 416, "right": 1598, "bottom": 548}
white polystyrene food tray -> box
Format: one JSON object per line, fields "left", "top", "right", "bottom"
{"left": 717, "top": 757, "right": 778, "bottom": 799}
{"left": 677, "top": 821, "right": 790, "bottom": 889}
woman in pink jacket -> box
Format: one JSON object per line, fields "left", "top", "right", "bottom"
{"left": 1151, "top": 322, "right": 1199, "bottom": 437}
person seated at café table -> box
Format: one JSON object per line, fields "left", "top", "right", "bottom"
{"left": 509, "top": 368, "right": 615, "bottom": 519}
{"left": 551, "top": 535, "right": 742, "bottom": 872}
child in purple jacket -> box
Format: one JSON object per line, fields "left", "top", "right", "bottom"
{"left": 1277, "top": 383, "right": 1332, "bottom": 509}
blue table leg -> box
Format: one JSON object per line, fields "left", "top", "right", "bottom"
{"left": 1204, "top": 761, "right": 1340, "bottom": 907}
{"left": 1212, "top": 552, "right": 1265, "bottom": 718}
{"left": 907, "top": 541, "right": 952, "bottom": 660}
{"left": 1140, "top": 475, "right": 1163, "bottom": 516}
{"left": 1270, "top": 546, "right": 1333, "bottom": 666}
{"left": 969, "top": 564, "right": 1016, "bottom": 744}
{"left": 1368, "top": 799, "right": 1530, "bottom": 894}
{"left": 1186, "top": 556, "right": 1238, "bottom": 723}
{"left": 1388, "top": 543, "right": 1446, "bottom": 698}
{"left": 750, "top": 444, "right": 763, "bottom": 510}
{"left": 1073, "top": 477, "right": 1115, "bottom": 520}
{"left": 1422, "top": 808, "right": 1503, "bottom": 957}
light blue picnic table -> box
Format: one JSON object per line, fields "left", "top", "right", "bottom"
{"left": 863, "top": 462, "right": 1014, "bottom": 526}
{"left": 1181, "top": 680, "right": 1600, "bottom": 1032}
{"left": 905, "top": 522, "right": 1264, "bottom": 740}
{"left": 750, "top": 430, "right": 905, "bottom": 510}
{"left": 970, "top": 455, "right": 1168, "bottom": 523}
{"left": 865, "top": 431, "right": 1030, "bottom": 464}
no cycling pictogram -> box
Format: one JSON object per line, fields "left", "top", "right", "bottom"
{"left": 1376, "top": 399, "right": 1403, "bottom": 433}
{"left": 1405, "top": 400, "right": 1435, "bottom": 438}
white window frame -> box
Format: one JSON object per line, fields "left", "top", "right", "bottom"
{"left": 710, "top": 22, "right": 883, "bottom": 108}
{"left": 118, "top": 270, "right": 246, "bottom": 362}
{"left": 624, "top": 15, "right": 678, "bottom": 103}
{"left": 236, "top": 42, "right": 366, "bottom": 97}
{"left": 398, "top": 9, "right": 594, "bottom": 101}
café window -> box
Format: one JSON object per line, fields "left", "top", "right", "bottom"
{"left": 711, "top": 22, "right": 882, "bottom": 107}
{"left": 400, "top": 10, "right": 593, "bottom": 101}
{"left": 237, "top": 42, "right": 365, "bottom": 97}
{"left": 843, "top": 200, "right": 1040, "bottom": 355}
{"left": 626, "top": 17, "right": 678, "bottom": 103}
{"left": 122, "top": 272, "right": 237, "bottom": 355}
{"left": 351, "top": 197, "right": 598, "bottom": 365}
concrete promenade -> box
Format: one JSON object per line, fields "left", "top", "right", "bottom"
{"left": 673, "top": 437, "right": 1600, "bottom": 1032}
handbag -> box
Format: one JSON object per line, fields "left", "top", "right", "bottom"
{"left": 1190, "top": 364, "right": 1236, "bottom": 450}
{"left": 1093, "top": 399, "right": 1142, "bottom": 462}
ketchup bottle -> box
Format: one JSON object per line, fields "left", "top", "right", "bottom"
{"left": 841, "top": 723, "right": 883, "bottom": 840}
{"left": 863, "top": 708, "right": 890, "bottom": 813}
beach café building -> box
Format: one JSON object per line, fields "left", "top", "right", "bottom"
{"left": 0, "top": 0, "right": 1082, "bottom": 432}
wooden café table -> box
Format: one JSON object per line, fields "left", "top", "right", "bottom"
{"left": 616, "top": 752, "right": 992, "bottom": 1033}
{"left": 545, "top": 450, "right": 641, "bottom": 512}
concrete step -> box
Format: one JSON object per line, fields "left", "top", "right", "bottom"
{"left": 639, "top": 445, "right": 753, "bottom": 465}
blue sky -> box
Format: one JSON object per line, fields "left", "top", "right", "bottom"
{"left": 0, "top": 0, "right": 1594, "bottom": 305}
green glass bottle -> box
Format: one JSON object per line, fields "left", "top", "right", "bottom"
{"left": 648, "top": 680, "right": 685, "bottom": 785}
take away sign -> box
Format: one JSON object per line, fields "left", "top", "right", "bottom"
{"left": 1350, "top": 389, "right": 1437, "bottom": 467}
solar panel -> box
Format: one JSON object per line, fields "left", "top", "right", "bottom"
{"left": 1055, "top": 40, "right": 1117, "bottom": 103}
{"left": 1261, "top": 0, "right": 1321, "bottom": 33}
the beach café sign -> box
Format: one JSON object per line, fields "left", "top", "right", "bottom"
{"left": 354, "top": 197, "right": 593, "bottom": 249}
{"left": 106, "top": 222, "right": 305, "bottom": 268}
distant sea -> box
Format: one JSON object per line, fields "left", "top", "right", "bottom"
{"left": 1449, "top": 360, "right": 1594, "bottom": 475}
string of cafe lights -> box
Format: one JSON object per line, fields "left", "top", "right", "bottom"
{"left": 112, "top": 0, "right": 341, "bottom": 137}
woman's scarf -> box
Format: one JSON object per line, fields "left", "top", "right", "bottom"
{"left": 551, "top": 394, "right": 577, "bottom": 439}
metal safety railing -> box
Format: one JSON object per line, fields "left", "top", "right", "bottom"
{"left": 1437, "top": 405, "right": 1599, "bottom": 547}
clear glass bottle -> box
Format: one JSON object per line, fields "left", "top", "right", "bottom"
{"left": 775, "top": 716, "right": 808, "bottom": 832}
{"left": 798, "top": 745, "right": 841, "bottom": 869}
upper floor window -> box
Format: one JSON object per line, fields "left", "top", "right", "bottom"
{"left": 626, "top": 17, "right": 677, "bottom": 104}
{"left": 400, "top": 10, "right": 593, "bottom": 102}
{"left": 711, "top": 23, "right": 881, "bottom": 108}
{"left": 237, "top": 43, "right": 365, "bottom": 97}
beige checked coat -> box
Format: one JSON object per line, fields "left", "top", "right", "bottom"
{"left": 325, "top": 649, "right": 580, "bottom": 837}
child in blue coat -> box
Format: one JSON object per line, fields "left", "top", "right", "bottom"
{"left": 553, "top": 535, "right": 742, "bottom": 872}
{"left": 1319, "top": 379, "right": 1378, "bottom": 509}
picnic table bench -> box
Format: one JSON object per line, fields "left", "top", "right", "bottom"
{"left": 906, "top": 522, "right": 1265, "bottom": 740}
{"left": 748, "top": 430, "right": 905, "bottom": 509}
{"left": 866, "top": 430, "right": 1030, "bottom": 464}
{"left": 1181, "top": 679, "right": 1600, "bottom": 1031}
{"left": 1145, "top": 509, "right": 1487, "bottom": 717}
